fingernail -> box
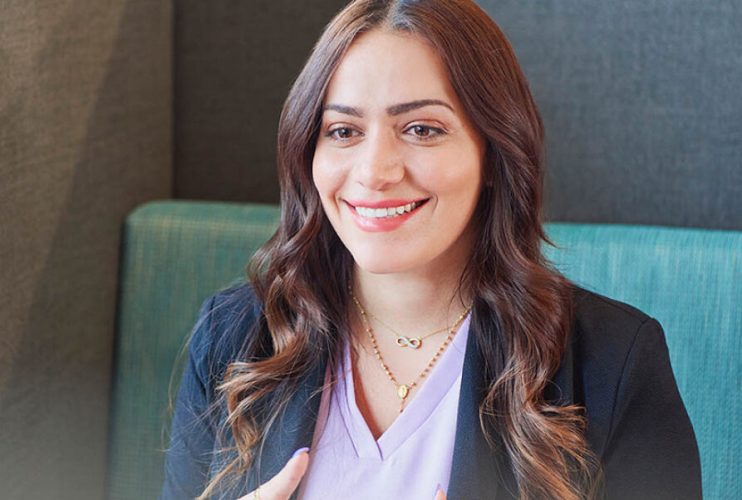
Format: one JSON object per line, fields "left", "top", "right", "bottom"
{"left": 436, "top": 483, "right": 444, "bottom": 495}
{"left": 292, "top": 447, "right": 310, "bottom": 459}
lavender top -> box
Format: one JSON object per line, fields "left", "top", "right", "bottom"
{"left": 296, "top": 314, "right": 471, "bottom": 500}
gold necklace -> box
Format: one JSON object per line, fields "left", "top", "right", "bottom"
{"left": 364, "top": 306, "right": 471, "bottom": 350}
{"left": 350, "top": 294, "right": 472, "bottom": 413}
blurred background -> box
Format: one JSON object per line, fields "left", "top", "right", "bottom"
{"left": 1, "top": 1, "right": 740, "bottom": 499}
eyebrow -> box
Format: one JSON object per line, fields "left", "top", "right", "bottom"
{"left": 323, "top": 99, "right": 455, "bottom": 118}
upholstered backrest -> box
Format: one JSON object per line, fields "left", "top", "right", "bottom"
{"left": 109, "top": 201, "right": 740, "bottom": 499}
{"left": 543, "top": 223, "right": 741, "bottom": 499}
{"left": 109, "top": 202, "right": 280, "bottom": 499}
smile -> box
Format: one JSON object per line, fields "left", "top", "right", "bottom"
{"left": 344, "top": 198, "right": 430, "bottom": 232}
{"left": 353, "top": 200, "right": 425, "bottom": 219}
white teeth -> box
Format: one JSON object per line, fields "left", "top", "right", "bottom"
{"left": 354, "top": 201, "right": 423, "bottom": 218}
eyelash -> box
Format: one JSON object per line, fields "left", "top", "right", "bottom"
{"left": 325, "top": 124, "right": 446, "bottom": 142}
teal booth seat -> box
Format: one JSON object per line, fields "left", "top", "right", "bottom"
{"left": 108, "top": 201, "right": 741, "bottom": 499}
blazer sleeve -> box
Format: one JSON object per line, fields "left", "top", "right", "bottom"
{"left": 160, "top": 295, "right": 219, "bottom": 500}
{"left": 601, "top": 317, "right": 703, "bottom": 499}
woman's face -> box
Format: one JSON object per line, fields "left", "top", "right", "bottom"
{"left": 312, "top": 29, "right": 485, "bottom": 276}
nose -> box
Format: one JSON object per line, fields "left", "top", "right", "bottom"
{"left": 354, "top": 130, "right": 405, "bottom": 190}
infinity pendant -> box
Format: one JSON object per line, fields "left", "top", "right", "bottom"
{"left": 396, "top": 336, "right": 422, "bottom": 349}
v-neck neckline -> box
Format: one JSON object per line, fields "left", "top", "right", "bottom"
{"left": 337, "top": 314, "right": 471, "bottom": 461}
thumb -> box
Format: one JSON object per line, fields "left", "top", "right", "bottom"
{"left": 260, "top": 448, "right": 310, "bottom": 500}
{"left": 434, "top": 484, "right": 447, "bottom": 500}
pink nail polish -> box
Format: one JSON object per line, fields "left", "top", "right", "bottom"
{"left": 292, "top": 447, "right": 310, "bottom": 459}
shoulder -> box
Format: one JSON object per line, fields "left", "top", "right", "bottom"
{"left": 187, "top": 282, "right": 263, "bottom": 396}
{"left": 568, "top": 288, "right": 701, "bottom": 494}
{"left": 196, "top": 281, "right": 262, "bottom": 338}
{"left": 565, "top": 286, "right": 675, "bottom": 452}
{"left": 570, "top": 285, "right": 658, "bottom": 363}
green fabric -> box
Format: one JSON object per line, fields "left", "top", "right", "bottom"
{"left": 109, "top": 201, "right": 280, "bottom": 500}
{"left": 543, "top": 223, "right": 741, "bottom": 500}
{"left": 109, "top": 201, "right": 740, "bottom": 499}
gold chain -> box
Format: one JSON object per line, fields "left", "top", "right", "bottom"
{"left": 363, "top": 307, "right": 468, "bottom": 349}
{"left": 350, "top": 292, "right": 472, "bottom": 413}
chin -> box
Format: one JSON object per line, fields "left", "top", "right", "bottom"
{"left": 349, "top": 248, "right": 416, "bottom": 275}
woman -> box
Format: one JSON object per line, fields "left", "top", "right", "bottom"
{"left": 161, "top": 1, "right": 702, "bottom": 499}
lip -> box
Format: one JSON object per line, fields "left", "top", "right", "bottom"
{"left": 344, "top": 197, "right": 429, "bottom": 209}
{"left": 344, "top": 198, "right": 429, "bottom": 233}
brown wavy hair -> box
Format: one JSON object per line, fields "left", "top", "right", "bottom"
{"left": 201, "top": 1, "right": 601, "bottom": 498}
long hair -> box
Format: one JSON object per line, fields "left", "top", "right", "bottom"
{"left": 201, "top": 1, "right": 600, "bottom": 498}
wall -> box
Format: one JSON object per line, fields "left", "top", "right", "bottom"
{"left": 483, "top": 0, "right": 742, "bottom": 230}
{"left": 173, "top": 0, "right": 742, "bottom": 230}
{"left": 0, "top": 1, "right": 172, "bottom": 498}
{"left": 173, "top": 0, "right": 349, "bottom": 203}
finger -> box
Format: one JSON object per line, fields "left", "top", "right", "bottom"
{"left": 434, "top": 485, "right": 446, "bottom": 500}
{"left": 260, "top": 448, "right": 310, "bottom": 500}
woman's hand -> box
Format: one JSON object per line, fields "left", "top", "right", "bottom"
{"left": 434, "top": 485, "right": 447, "bottom": 500}
{"left": 236, "top": 449, "right": 447, "bottom": 500}
{"left": 238, "top": 448, "right": 310, "bottom": 500}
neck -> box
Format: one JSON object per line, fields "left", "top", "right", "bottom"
{"left": 351, "top": 263, "right": 472, "bottom": 337}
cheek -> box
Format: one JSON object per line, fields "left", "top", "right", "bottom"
{"left": 421, "top": 150, "right": 482, "bottom": 201}
{"left": 449, "top": 143, "right": 484, "bottom": 200}
{"left": 312, "top": 154, "right": 345, "bottom": 206}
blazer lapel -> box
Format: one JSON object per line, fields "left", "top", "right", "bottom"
{"left": 245, "top": 349, "right": 328, "bottom": 499}
{"left": 448, "top": 309, "right": 517, "bottom": 500}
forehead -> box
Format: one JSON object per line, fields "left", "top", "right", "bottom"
{"left": 324, "top": 29, "right": 458, "bottom": 108}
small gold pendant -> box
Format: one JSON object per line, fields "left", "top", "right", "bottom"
{"left": 395, "top": 336, "right": 422, "bottom": 349}
{"left": 397, "top": 384, "right": 410, "bottom": 400}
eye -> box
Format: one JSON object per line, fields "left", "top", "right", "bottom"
{"left": 326, "top": 126, "right": 361, "bottom": 141}
{"left": 404, "top": 124, "right": 446, "bottom": 141}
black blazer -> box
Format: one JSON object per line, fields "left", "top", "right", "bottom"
{"left": 160, "top": 284, "right": 702, "bottom": 499}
